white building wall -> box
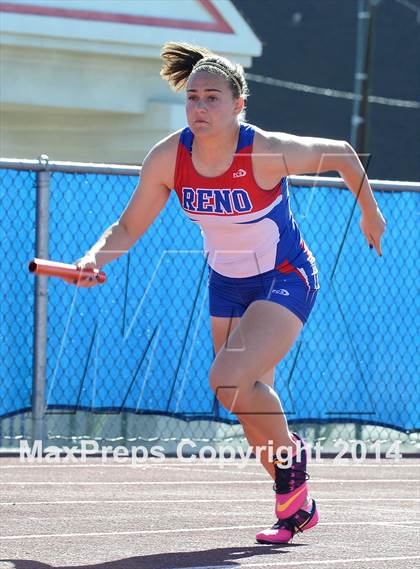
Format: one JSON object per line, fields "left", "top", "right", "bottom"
{"left": 0, "top": 0, "right": 261, "bottom": 162}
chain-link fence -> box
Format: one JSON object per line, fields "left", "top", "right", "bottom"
{"left": 1, "top": 158, "right": 419, "bottom": 456}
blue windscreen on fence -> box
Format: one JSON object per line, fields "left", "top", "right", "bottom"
{"left": 1, "top": 168, "right": 418, "bottom": 431}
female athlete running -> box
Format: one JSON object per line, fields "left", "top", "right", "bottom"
{"left": 66, "top": 42, "right": 386, "bottom": 543}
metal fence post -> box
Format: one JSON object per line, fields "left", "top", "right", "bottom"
{"left": 32, "top": 155, "right": 50, "bottom": 447}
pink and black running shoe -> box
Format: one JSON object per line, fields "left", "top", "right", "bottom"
{"left": 274, "top": 432, "right": 310, "bottom": 519}
{"left": 256, "top": 498, "right": 318, "bottom": 544}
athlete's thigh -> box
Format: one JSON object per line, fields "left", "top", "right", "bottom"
{"left": 211, "top": 311, "right": 279, "bottom": 386}
{"left": 211, "top": 301, "right": 303, "bottom": 383}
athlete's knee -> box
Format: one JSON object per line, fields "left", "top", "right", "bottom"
{"left": 209, "top": 362, "right": 249, "bottom": 412}
{"left": 209, "top": 363, "right": 233, "bottom": 407}
{"left": 209, "top": 364, "right": 236, "bottom": 408}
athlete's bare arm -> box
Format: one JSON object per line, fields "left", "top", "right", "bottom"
{"left": 65, "top": 132, "right": 179, "bottom": 285}
{"left": 253, "top": 128, "right": 386, "bottom": 256}
{"left": 119, "top": 132, "right": 179, "bottom": 241}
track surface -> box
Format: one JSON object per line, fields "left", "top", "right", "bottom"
{"left": 1, "top": 458, "right": 419, "bottom": 569}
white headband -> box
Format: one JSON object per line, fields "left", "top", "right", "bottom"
{"left": 192, "top": 60, "right": 242, "bottom": 94}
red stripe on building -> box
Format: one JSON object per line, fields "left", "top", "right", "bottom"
{"left": 0, "top": 0, "right": 234, "bottom": 33}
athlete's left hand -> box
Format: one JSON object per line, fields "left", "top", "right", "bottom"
{"left": 360, "top": 206, "right": 386, "bottom": 256}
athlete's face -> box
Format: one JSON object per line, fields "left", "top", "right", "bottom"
{"left": 186, "top": 71, "right": 244, "bottom": 135}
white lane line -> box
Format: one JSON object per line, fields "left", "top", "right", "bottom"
{"left": 1, "top": 497, "right": 419, "bottom": 506}
{"left": 0, "top": 525, "right": 261, "bottom": 540}
{"left": 0, "top": 521, "right": 419, "bottom": 540}
{"left": 0, "top": 478, "right": 418, "bottom": 486}
{"left": 0, "top": 480, "right": 267, "bottom": 486}
{"left": 2, "top": 463, "right": 415, "bottom": 476}
{"left": 175, "top": 556, "right": 420, "bottom": 569}
{"left": 6, "top": 465, "right": 266, "bottom": 476}
{"left": 1, "top": 462, "right": 418, "bottom": 469}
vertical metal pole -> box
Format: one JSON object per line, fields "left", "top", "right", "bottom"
{"left": 32, "top": 155, "right": 50, "bottom": 446}
{"left": 350, "top": 0, "right": 376, "bottom": 154}
{"left": 351, "top": 0, "right": 378, "bottom": 448}
{"left": 350, "top": 0, "right": 371, "bottom": 441}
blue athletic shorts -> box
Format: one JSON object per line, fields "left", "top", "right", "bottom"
{"left": 208, "top": 265, "right": 319, "bottom": 325}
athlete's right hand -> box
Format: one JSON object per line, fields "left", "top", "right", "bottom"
{"left": 63, "top": 254, "right": 101, "bottom": 288}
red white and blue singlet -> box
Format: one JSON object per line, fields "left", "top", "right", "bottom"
{"left": 173, "top": 123, "right": 320, "bottom": 324}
